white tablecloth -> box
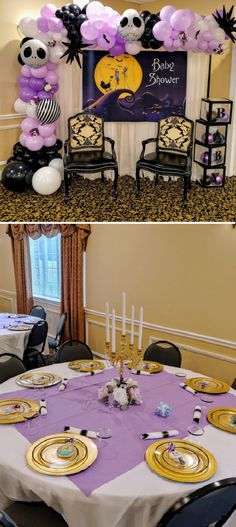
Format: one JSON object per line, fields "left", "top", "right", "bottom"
{"left": 0, "top": 362, "right": 236, "bottom": 527}
{"left": 0, "top": 314, "right": 49, "bottom": 359}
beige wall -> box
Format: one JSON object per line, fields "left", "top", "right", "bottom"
{"left": 85, "top": 224, "right": 236, "bottom": 383}
{"left": 0, "top": 0, "right": 234, "bottom": 165}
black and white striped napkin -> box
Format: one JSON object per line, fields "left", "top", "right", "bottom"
{"left": 64, "top": 425, "right": 98, "bottom": 439}
{"left": 179, "top": 383, "right": 197, "bottom": 395}
{"left": 39, "top": 399, "right": 47, "bottom": 415}
{"left": 140, "top": 429, "right": 179, "bottom": 440}
{"left": 59, "top": 378, "right": 68, "bottom": 391}
{"left": 131, "top": 369, "right": 152, "bottom": 376}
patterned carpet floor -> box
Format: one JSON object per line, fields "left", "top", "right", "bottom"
{"left": 0, "top": 175, "right": 235, "bottom": 222}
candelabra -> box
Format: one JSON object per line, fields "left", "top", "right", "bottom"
{"left": 104, "top": 335, "right": 143, "bottom": 380}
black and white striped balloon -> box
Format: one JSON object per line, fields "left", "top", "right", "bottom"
{"left": 36, "top": 98, "right": 61, "bottom": 125}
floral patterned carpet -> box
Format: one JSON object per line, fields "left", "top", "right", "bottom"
{"left": 0, "top": 175, "right": 235, "bottom": 222}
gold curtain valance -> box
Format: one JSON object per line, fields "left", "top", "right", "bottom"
{"left": 6, "top": 224, "right": 90, "bottom": 242}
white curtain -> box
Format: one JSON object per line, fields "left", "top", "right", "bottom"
{"left": 57, "top": 52, "right": 209, "bottom": 181}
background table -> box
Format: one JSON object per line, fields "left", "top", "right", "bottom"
{"left": 0, "top": 362, "right": 235, "bottom": 527}
{"left": 0, "top": 313, "right": 49, "bottom": 359}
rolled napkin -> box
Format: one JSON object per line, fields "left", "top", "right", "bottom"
{"left": 193, "top": 405, "right": 202, "bottom": 423}
{"left": 64, "top": 425, "right": 98, "bottom": 439}
{"left": 83, "top": 370, "right": 104, "bottom": 376}
{"left": 179, "top": 383, "right": 197, "bottom": 395}
{"left": 39, "top": 399, "right": 47, "bottom": 415}
{"left": 140, "top": 429, "right": 179, "bottom": 440}
{"left": 131, "top": 369, "right": 152, "bottom": 376}
{"left": 59, "top": 378, "right": 68, "bottom": 391}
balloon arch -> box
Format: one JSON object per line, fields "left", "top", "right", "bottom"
{"left": 2, "top": 3, "right": 235, "bottom": 195}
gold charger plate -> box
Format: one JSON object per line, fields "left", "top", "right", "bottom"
{"left": 68, "top": 359, "right": 105, "bottom": 372}
{"left": 145, "top": 439, "right": 217, "bottom": 483}
{"left": 207, "top": 408, "right": 236, "bottom": 434}
{"left": 186, "top": 377, "right": 229, "bottom": 394}
{"left": 16, "top": 372, "right": 62, "bottom": 388}
{"left": 6, "top": 324, "right": 32, "bottom": 331}
{"left": 127, "top": 360, "right": 163, "bottom": 373}
{"left": 26, "top": 433, "right": 98, "bottom": 475}
{"left": 0, "top": 398, "right": 39, "bottom": 423}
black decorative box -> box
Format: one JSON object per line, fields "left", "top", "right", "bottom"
{"left": 200, "top": 98, "right": 233, "bottom": 125}
{"left": 195, "top": 119, "right": 227, "bottom": 146}
{"left": 197, "top": 167, "right": 226, "bottom": 188}
{"left": 194, "top": 142, "right": 226, "bottom": 168}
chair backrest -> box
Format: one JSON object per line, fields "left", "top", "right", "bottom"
{"left": 144, "top": 340, "right": 181, "bottom": 367}
{"left": 157, "top": 478, "right": 236, "bottom": 527}
{"left": 157, "top": 115, "right": 194, "bottom": 155}
{"left": 231, "top": 378, "right": 236, "bottom": 390}
{"left": 56, "top": 313, "right": 67, "bottom": 343}
{"left": 29, "top": 305, "right": 46, "bottom": 320}
{"left": 0, "top": 354, "right": 26, "bottom": 384}
{"left": 56, "top": 339, "right": 93, "bottom": 363}
{"left": 68, "top": 112, "right": 104, "bottom": 153}
{"left": 26, "top": 320, "right": 48, "bottom": 351}
{"left": 0, "top": 511, "right": 18, "bottom": 527}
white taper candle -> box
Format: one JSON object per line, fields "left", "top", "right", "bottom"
{"left": 122, "top": 291, "right": 126, "bottom": 335}
{"left": 138, "top": 306, "right": 143, "bottom": 350}
{"left": 105, "top": 302, "right": 110, "bottom": 342}
{"left": 130, "top": 304, "right": 135, "bottom": 345}
{"left": 112, "top": 308, "right": 116, "bottom": 353}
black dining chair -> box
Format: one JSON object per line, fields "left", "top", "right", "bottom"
{"left": 0, "top": 354, "right": 26, "bottom": 384}
{"left": 157, "top": 477, "right": 236, "bottom": 527}
{"left": 231, "top": 378, "right": 236, "bottom": 390}
{"left": 144, "top": 340, "right": 181, "bottom": 367}
{"left": 29, "top": 305, "right": 46, "bottom": 320}
{"left": 136, "top": 115, "right": 194, "bottom": 206}
{"left": 64, "top": 111, "right": 119, "bottom": 198}
{"left": 23, "top": 320, "right": 48, "bottom": 369}
{"left": 4, "top": 502, "right": 68, "bottom": 527}
{"left": 48, "top": 313, "right": 67, "bottom": 354}
{"left": 56, "top": 339, "right": 93, "bottom": 363}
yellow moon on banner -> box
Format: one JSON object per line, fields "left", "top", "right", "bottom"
{"left": 94, "top": 54, "right": 143, "bottom": 97}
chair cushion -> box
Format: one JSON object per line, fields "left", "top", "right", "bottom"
{"left": 48, "top": 336, "right": 57, "bottom": 349}
{"left": 65, "top": 150, "right": 116, "bottom": 169}
{"left": 143, "top": 151, "right": 187, "bottom": 168}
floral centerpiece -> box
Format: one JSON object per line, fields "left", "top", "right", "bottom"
{"left": 98, "top": 376, "right": 142, "bottom": 410}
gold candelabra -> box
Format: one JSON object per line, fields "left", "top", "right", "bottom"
{"left": 104, "top": 335, "right": 143, "bottom": 379}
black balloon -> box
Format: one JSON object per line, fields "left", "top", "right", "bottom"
{"left": 56, "top": 139, "right": 63, "bottom": 150}
{"left": 140, "top": 11, "right": 151, "bottom": 20}
{"left": 81, "top": 4, "right": 88, "bottom": 14}
{"left": 55, "top": 9, "right": 63, "bottom": 18}
{"left": 13, "top": 142, "right": 25, "bottom": 156}
{"left": 2, "top": 161, "right": 30, "bottom": 192}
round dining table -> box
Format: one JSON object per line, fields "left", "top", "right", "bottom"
{"left": 0, "top": 313, "right": 49, "bottom": 359}
{"left": 0, "top": 361, "right": 236, "bottom": 527}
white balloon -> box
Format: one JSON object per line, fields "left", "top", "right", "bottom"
{"left": 14, "top": 98, "right": 27, "bottom": 113}
{"left": 32, "top": 167, "right": 61, "bottom": 195}
{"left": 49, "top": 158, "right": 64, "bottom": 180}
{"left": 18, "top": 17, "right": 38, "bottom": 37}
{"left": 125, "top": 41, "right": 142, "bottom": 55}
{"left": 49, "top": 44, "right": 66, "bottom": 64}
{"left": 25, "top": 103, "right": 37, "bottom": 118}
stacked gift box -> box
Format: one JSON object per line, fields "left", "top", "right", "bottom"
{"left": 194, "top": 98, "right": 233, "bottom": 188}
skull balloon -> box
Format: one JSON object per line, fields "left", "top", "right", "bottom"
{"left": 18, "top": 38, "right": 49, "bottom": 68}
{"left": 118, "top": 9, "right": 145, "bottom": 41}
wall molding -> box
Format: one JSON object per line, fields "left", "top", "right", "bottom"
{"left": 0, "top": 289, "right": 17, "bottom": 312}
{"left": 85, "top": 308, "right": 236, "bottom": 351}
{"left": 0, "top": 124, "right": 21, "bottom": 131}
{"left": 0, "top": 114, "right": 25, "bottom": 121}
{"left": 86, "top": 317, "right": 236, "bottom": 365}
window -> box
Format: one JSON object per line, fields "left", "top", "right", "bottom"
{"left": 29, "top": 235, "right": 61, "bottom": 302}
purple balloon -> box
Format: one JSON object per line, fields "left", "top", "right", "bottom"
{"left": 37, "top": 17, "right": 49, "bottom": 32}
{"left": 26, "top": 134, "right": 44, "bottom": 152}
{"left": 44, "top": 134, "right": 57, "bottom": 147}
{"left": 40, "top": 4, "right": 56, "bottom": 19}
{"left": 200, "top": 152, "right": 209, "bottom": 164}
{"left": 31, "top": 66, "right": 48, "bottom": 79}
{"left": 21, "top": 65, "right": 31, "bottom": 77}
{"left": 38, "top": 123, "right": 55, "bottom": 137}
{"left": 18, "top": 76, "right": 30, "bottom": 87}
{"left": 215, "top": 174, "right": 223, "bottom": 185}
{"left": 116, "top": 34, "right": 125, "bottom": 45}
{"left": 170, "top": 9, "right": 194, "bottom": 31}
{"left": 109, "top": 43, "right": 125, "bottom": 56}
{"left": 20, "top": 87, "right": 37, "bottom": 103}
{"left": 38, "top": 90, "right": 53, "bottom": 100}
{"left": 29, "top": 77, "right": 46, "bottom": 92}
{"left": 48, "top": 18, "right": 63, "bottom": 32}
{"left": 45, "top": 71, "right": 58, "bottom": 85}
{"left": 46, "top": 61, "right": 58, "bottom": 71}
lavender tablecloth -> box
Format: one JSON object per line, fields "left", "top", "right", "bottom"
{"left": 1, "top": 367, "right": 236, "bottom": 496}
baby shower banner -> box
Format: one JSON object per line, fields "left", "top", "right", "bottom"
{"left": 82, "top": 51, "right": 187, "bottom": 122}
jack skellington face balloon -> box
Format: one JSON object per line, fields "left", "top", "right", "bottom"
{"left": 18, "top": 38, "right": 49, "bottom": 68}
{"left": 118, "top": 9, "right": 145, "bottom": 41}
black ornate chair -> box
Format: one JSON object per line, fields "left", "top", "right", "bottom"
{"left": 48, "top": 313, "right": 67, "bottom": 354}
{"left": 136, "top": 115, "right": 194, "bottom": 206}
{"left": 23, "top": 320, "right": 48, "bottom": 369}
{"left": 157, "top": 477, "right": 236, "bottom": 527}
{"left": 29, "top": 305, "right": 46, "bottom": 320}
{"left": 64, "top": 111, "right": 119, "bottom": 198}
{"left": 4, "top": 502, "right": 68, "bottom": 527}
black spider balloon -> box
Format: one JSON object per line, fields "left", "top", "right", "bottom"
{"left": 61, "top": 37, "right": 88, "bottom": 67}
{"left": 213, "top": 5, "right": 236, "bottom": 43}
